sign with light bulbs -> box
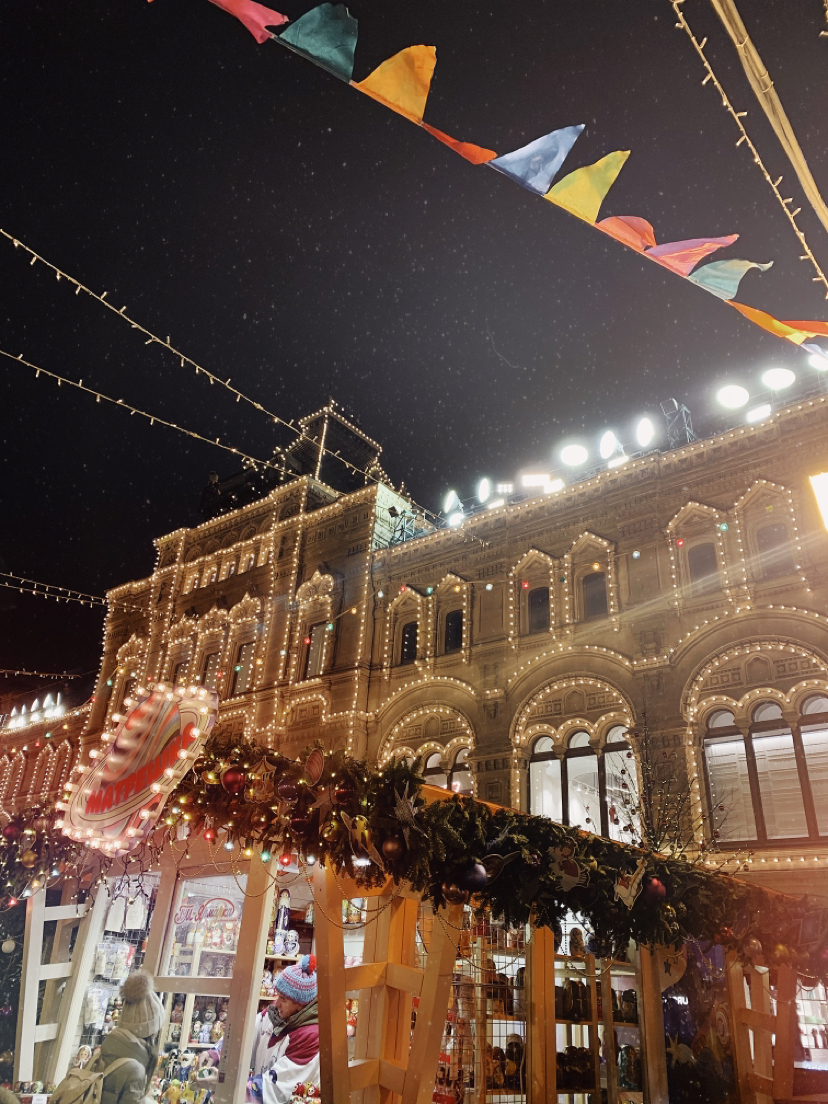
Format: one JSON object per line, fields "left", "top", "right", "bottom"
{"left": 59, "top": 682, "right": 218, "bottom": 854}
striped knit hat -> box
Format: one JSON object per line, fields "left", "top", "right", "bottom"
{"left": 275, "top": 954, "right": 318, "bottom": 1005}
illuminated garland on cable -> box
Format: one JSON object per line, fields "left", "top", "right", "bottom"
{"left": 0, "top": 805, "right": 106, "bottom": 908}
{"left": 161, "top": 732, "right": 828, "bottom": 982}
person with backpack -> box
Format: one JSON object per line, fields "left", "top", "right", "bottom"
{"left": 54, "top": 972, "right": 164, "bottom": 1104}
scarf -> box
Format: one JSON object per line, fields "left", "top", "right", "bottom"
{"left": 267, "top": 998, "right": 319, "bottom": 1047}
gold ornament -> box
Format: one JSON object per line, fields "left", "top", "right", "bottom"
{"left": 20, "top": 850, "right": 38, "bottom": 869}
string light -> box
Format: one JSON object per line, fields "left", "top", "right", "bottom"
{"left": 669, "top": 0, "right": 828, "bottom": 297}
{"left": 0, "top": 571, "right": 143, "bottom": 612}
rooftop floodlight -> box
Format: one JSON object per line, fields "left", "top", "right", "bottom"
{"left": 635, "top": 417, "right": 655, "bottom": 448}
{"left": 599, "top": 430, "right": 618, "bottom": 460}
{"left": 761, "top": 366, "right": 795, "bottom": 391}
{"left": 608, "top": 453, "right": 629, "bottom": 469}
{"left": 477, "top": 477, "right": 491, "bottom": 504}
{"left": 443, "top": 489, "right": 460, "bottom": 513}
{"left": 746, "top": 403, "right": 772, "bottom": 424}
{"left": 808, "top": 352, "right": 828, "bottom": 370}
{"left": 544, "top": 478, "right": 565, "bottom": 493}
{"left": 716, "top": 384, "right": 750, "bottom": 410}
{"left": 521, "top": 473, "right": 550, "bottom": 488}
{"left": 559, "top": 444, "right": 588, "bottom": 467}
{"left": 448, "top": 511, "right": 465, "bottom": 527}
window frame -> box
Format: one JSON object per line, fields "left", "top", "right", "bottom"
{"left": 703, "top": 702, "right": 823, "bottom": 845}
{"left": 231, "top": 640, "right": 256, "bottom": 696}
{"left": 686, "top": 541, "right": 720, "bottom": 596}
{"left": 201, "top": 649, "right": 222, "bottom": 692}
{"left": 754, "top": 521, "right": 795, "bottom": 579}
{"left": 399, "top": 620, "right": 419, "bottom": 666}
{"left": 529, "top": 728, "right": 633, "bottom": 837}
{"left": 581, "top": 572, "right": 608, "bottom": 621}
{"left": 301, "top": 622, "right": 328, "bottom": 681}
{"left": 443, "top": 608, "right": 464, "bottom": 654}
{"left": 527, "top": 586, "right": 551, "bottom": 634}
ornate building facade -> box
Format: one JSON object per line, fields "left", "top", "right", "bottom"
{"left": 3, "top": 396, "right": 828, "bottom": 896}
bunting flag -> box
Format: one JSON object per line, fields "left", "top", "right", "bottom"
{"left": 206, "top": 0, "right": 287, "bottom": 43}
{"left": 596, "top": 215, "right": 657, "bottom": 252}
{"left": 420, "top": 123, "right": 497, "bottom": 164}
{"left": 646, "top": 235, "right": 739, "bottom": 277}
{"left": 202, "top": 0, "right": 828, "bottom": 359}
{"left": 688, "top": 258, "right": 773, "bottom": 300}
{"left": 278, "top": 3, "right": 357, "bottom": 82}
{"left": 728, "top": 302, "right": 812, "bottom": 345}
{"left": 544, "top": 150, "right": 630, "bottom": 224}
{"left": 488, "top": 125, "right": 585, "bottom": 195}
{"left": 353, "top": 45, "right": 436, "bottom": 123}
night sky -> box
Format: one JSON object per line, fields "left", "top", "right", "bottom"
{"left": 1, "top": 0, "right": 827, "bottom": 675}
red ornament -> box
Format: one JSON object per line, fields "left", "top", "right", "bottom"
{"left": 676, "top": 538, "right": 685, "bottom": 547}
{"left": 221, "top": 767, "right": 246, "bottom": 795}
{"left": 289, "top": 813, "right": 313, "bottom": 839}
{"left": 332, "top": 778, "right": 356, "bottom": 806}
{"left": 277, "top": 776, "right": 300, "bottom": 802}
{"left": 381, "top": 836, "right": 404, "bottom": 862}
{"left": 641, "top": 876, "right": 667, "bottom": 906}
{"left": 715, "top": 926, "right": 735, "bottom": 945}
{"left": 279, "top": 849, "right": 293, "bottom": 867}
{"left": 2, "top": 823, "right": 21, "bottom": 842}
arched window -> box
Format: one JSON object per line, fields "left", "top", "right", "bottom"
{"left": 756, "top": 523, "right": 794, "bottom": 579}
{"left": 423, "top": 752, "right": 447, "bottom": 789}
{"left": 302, "top": 624, "right": 327, "bottom": 680}
{"left": 231, "top": 641, "right": 256, "bottom": 694}
{"left": 704, "top": 697, "right": 826, "bottom": 843}
{"left": 400, "top": 621, "right": 418, "bottom": 665}
{"left": 448, "top": 749, "right": 473, "bottom": 795}
{"left": 444, "top": 610, "right": 463, "bottom": 654}
{"left": 201, "top": 650, "right": 221, "bottom": 691}
{"left": 528, "top": 587, "right": 550, "bottom": 634}
{"left": 170, "top": 658, "right": 189, "bottom": 686}
{"left": 582, "top": 573, "right": 608, "bottom": 620}
{"left": 688, "top": 543, "right": 718, "bottom": 595}
{"left": 529, "top": 727, "right": 634, "bottom": 837}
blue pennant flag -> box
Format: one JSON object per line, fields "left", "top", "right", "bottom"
{"left": 488, "top": 124, "right": 584, "bottom": 195}
{"left": 688, "top": 258, "right": 773, "bottom": 300}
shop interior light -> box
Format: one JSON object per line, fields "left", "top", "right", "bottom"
{"left": 746, "top": 403, "right": 772, "bottom": 424}
{"left": 635, "top": 417, "right": 654, "bottom": 448}
{"left": 599, "top": 430, "right": 618, "bottom": 460}
{"left": 443, "top": 489, "right": 459, "bottom": 513}
{"left": 761, "top": 366, "right": 795, "bottom": 391}
{"left": 716, "top": 384, "right": 750, "bottom": 410}
{"left": 559, "top": 444, "right": 588, "bottom": 467}
{"left": 477, "top": 477, "right": 491, "bottom": 503}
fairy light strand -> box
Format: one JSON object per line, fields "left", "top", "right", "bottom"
{"left": 0, "top": 347, "right": 291, "bottom": 475}
{"left": 670, "top": 0, "right": 828, "bottom": 297}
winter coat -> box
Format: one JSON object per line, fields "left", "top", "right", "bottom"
{"left": 94, "top": 1028, "right": 154, "bottom": 1104}
{"left": 249, "top": 1003, "right": 320, "bottom": 1104}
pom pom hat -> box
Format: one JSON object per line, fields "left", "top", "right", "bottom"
{"left": 118, "top": 971, "right": 165, "bottom": 1038}
{"left": 274, "top": 954, "right": 318, "bottom": 1006}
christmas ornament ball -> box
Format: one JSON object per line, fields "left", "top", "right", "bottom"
{"left": 1, "top": 823, "right": 20, "bottom": 842}
{"left": 20, "top": 850, "right": 38, "bottom": 869}
{"left": 381, "top": 835, "right": 404, "bottom": 861}
{"left": 289, "top": 813, "right": 313, "bottom": 839}
{"left": 715, "top": 926, "right": 735, "bottom": 945}
{"left": 277, "top": 776, "right": 300, "bottom": 802}
{"left": 744, "top": 937, "right": 763, "bottom": 959}
{"left": 220, "top": 767, "right": 246, "bottom": 795}
{"left": 1, "top": 939, "right": 14, "bottom": 954}
{"left": 32, "top": 815, "right": 51, "bottom": 834}
{"left": 333, "top": 778, "right": 357, "bottom": 806}
{"left": 641, "top": 876, "right": 667, "bottom": 905}
{"left": 457, "top": 862, "right": 488, "bottom": 893}
{"left": 441, "top": 881, "right": 470, "bottom": 905}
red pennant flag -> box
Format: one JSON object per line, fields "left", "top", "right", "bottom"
{"left": 206, "top": 0, "right": 287, "bottom": 44}
{"left": 596, "top": 215, "right": 657, "bottom": 253}
{"left": 421, "top": 123, "right": 496, "bottom": 164}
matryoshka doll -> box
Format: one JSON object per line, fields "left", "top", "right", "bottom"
{"left": 271, "top": 889, "right": 291, "bottom": 956}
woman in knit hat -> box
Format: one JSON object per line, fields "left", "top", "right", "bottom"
{"left": 93, "top": 972, "right": 164, "bottom": 1104}
{"left": 249, "top": 955, "right": 319, "bottom": 1104}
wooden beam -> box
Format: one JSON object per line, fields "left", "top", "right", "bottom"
{"left": 378, "top": 1058, "right": 407, "bottom": 1097}
{"left": 772, "top": 964, "right": 797, "bottom": 1102}
{"left": 33, "top": 1025, "right": 59, "bottom": 1043}
{"left": 38, "top": 962, "right": 73, "bottom": 981}
{"left": 736, "top": 1007, "right": 775, "bottom": 1033}
{"left": 154, "top": 976, "right": 232, "bottom": 997}
{"left": 345, "top": 962, "right": 387, "bottom": 991}
{"left": 314, "top": 863, "right": 350, "bottom": 1104}
{"left": 385, "top": 962, "right": 423, "bottom": 997}
{"left": 349, "top": 1059, "right": 380, "bottom": 1092}
{"left": 43, "top": 903, "right": 88, "bottom": 922}
{"left": 15, "top": 890, "right": 46, "bottom": 1081}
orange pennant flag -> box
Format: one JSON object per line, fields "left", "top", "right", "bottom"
{"left": 729, "top": 302, "right": 811, "bottom": 345}
{"left": 421, "top": 123, "right": 496, "bottom": 164}
{"left": 596, "top": 215, "right": 656, "bottom": 253}
{"left": 353, "top": 45, "right": 436, "bottom": 123}
{"left": 782, "top": 319, "right": 828, "bottom": 338}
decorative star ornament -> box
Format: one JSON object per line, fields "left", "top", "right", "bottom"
{"left": 393, "top": 784, "right": 425, "bottom": 847}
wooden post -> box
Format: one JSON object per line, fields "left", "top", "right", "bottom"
{"left": 15, "top": 890, "right": 46, "bottom": 1082}
{"left": 314, "top": 862, "right": 350, "bottom": 1104}
{"left": 772, "top": 963, "right": 797, "bottom": 1103}
{"left": 216, "top": 852, "right": 276, "bottom": 1104}
{"left": 638, "top": 945, "right": 668, "bottom": 1104}
{"left": 528, "top": 925, "right": 557, "bottom": 1101}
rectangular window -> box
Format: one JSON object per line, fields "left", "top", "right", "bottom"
{"left": 171, "top": 659, "right": 188, "bottom": 686}
{"left": 529, "top": 758, "right": 562, "bottom": 821}
{"left": 400, "top": 622, "right": 418, "bottom": 665}
{"left": 753, "top": 730, "right": 808, "bottom": 838}
{"left": 528, "top": 587, "right": 550, "bottom": 634}
{"left": 231, "top": 642, "right": 255, "bottom": 695}
{"left": 567, "top": 753, "right": 600, "bottom": 831}
{"left": 801, "top": 725, "right": 828, "bottom": 835}
{"left": 705, "top": 737, "right": 758, "bottom": 841}
{"left": 304, "top": 623, "right": 327, "bottom": 680}
{"left": 444, "top": 610, "right": 463, "bottom": 653}
{"left": 163, "top": 874, "right": 246, "bottom": 979}
{"left": 202, "top": 651, "right": 221, "bottom": 691}
{"left": 604, "top": 748, "right": 640, "bottom": 843}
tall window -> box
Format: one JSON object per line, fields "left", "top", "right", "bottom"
{"left": 120, "top": 675, "right": 137, "bottom": 709}
{"left": 687, "top": 542, "right": 718, "bottom": 595}
{"left": 582, "top": 573, "right": 608, "bottom": 620}
{"left": 530, "top": 726, "right": 633, "bottom": 837}
{"left": 756, "top": 523, "right": 794, "bottom": 578}
{"left": 449, "top": 749, "right": 473, "bottom": 795}
{"left": 704, "top": 696, "right": 827, "bottom": 843}
{"left": 226, "top": 561, "right": 237, "bottom": 578}
{"left": 202, "top": 650, "right": 221, "bottom": 691}
{"left": 303, "top": 623, "right": 327, "bottom": 680}
{"left": 444, "top": 610, "right": 463, "bottom": 653}
{"left": 231, "top": 641, "right": 256, "bottom": 695}
{"left": 423, "top": 752, "right": 447, "bottom": 788}
{"left": 170, "top": 658, "right": 188, "bottom": 686}
{"left": 400, "top": 621, "right": 418, "bottom": 665}
{"left": 203, "top": 566, "right": 217, "bottom": 587}
{"left": 528, "top": 587, "right": 550, "bottom": 634}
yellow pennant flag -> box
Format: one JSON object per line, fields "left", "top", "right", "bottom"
{"left": 353, "top": 45, "right": 436, "bottom": 123}
{"left": 544, "top": 150, "right": 630, "bottom": 224}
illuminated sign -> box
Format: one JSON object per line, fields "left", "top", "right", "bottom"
{"left": 60, "top": 683, "right": 218, "bottom": 853}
